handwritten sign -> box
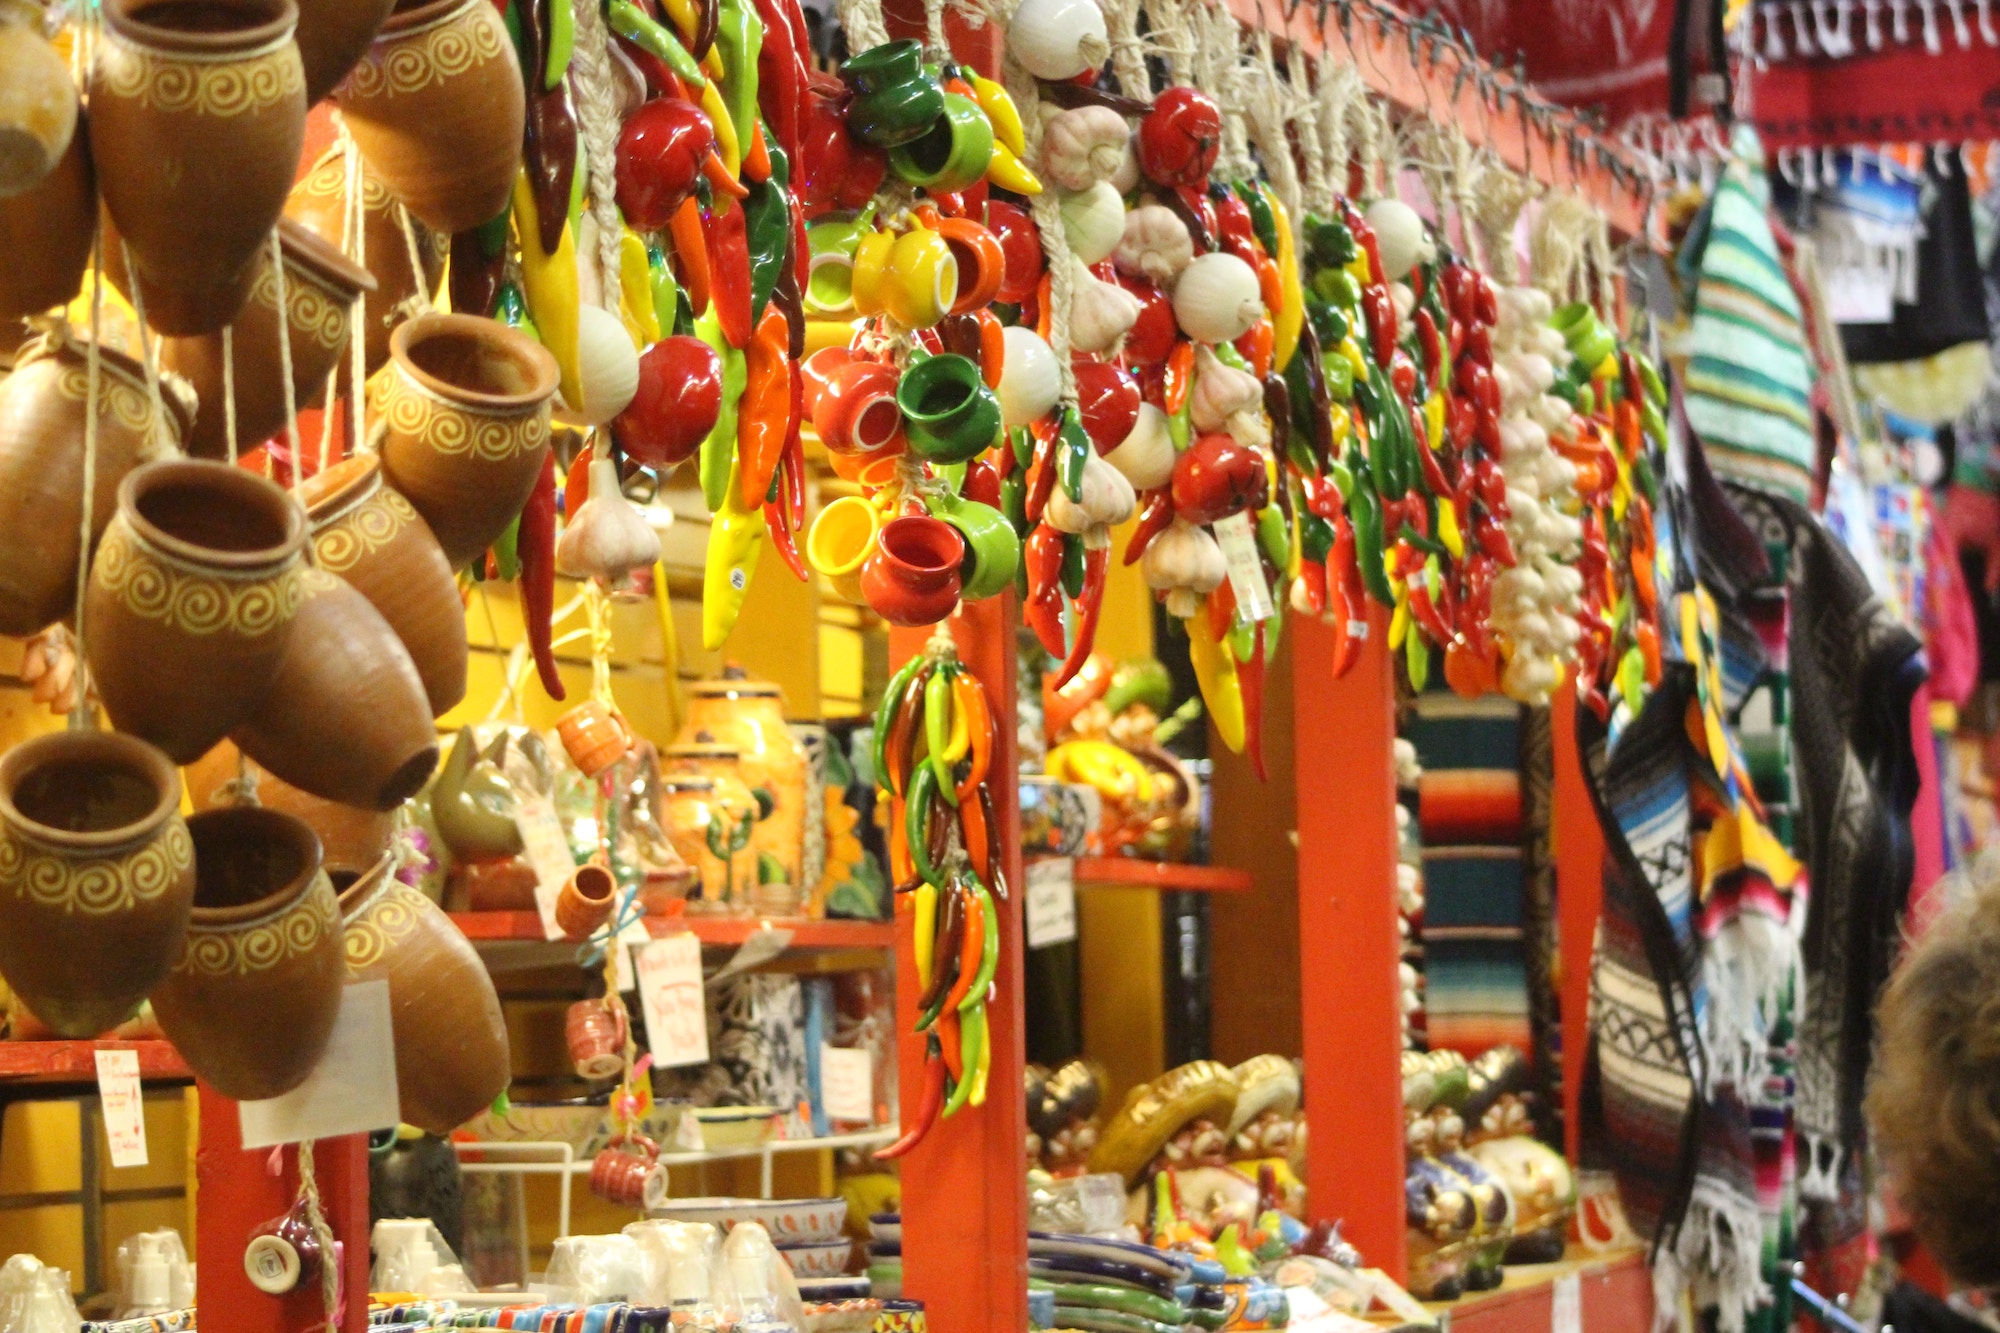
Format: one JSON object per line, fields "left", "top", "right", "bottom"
{"left": 635, "top": 934, "right": 710, "bottom": 1069}
{"left": 515, "top": 794, "right": 579, "bottom": 943}
{"left": 94, "top": 1049, "right": 147, "bottom": 1168}
{"left": 1025, "top": 857, "right": 1077, "bottom": 949}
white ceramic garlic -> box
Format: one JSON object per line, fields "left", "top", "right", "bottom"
{"left": 1189, "top": 345, "right": 1261, "bottom": 432}
{"left": 1007, "top": 0, "right": 1108, "bottom": 80}
{"left": 1113, "top": 204, "right": 1193, "bottom": 287}
{"left": 997, "top": 325, "right": 1061, "bottom": 426}
{"left": 1365, "top": 197, "right": 1429, "bottom": 281}
{"left": 1044, "top": 453, "right": 1136, "bottom": 548}
{"left": 1043, "top": 105, "right": 1132, "bottom": 191}
{"left": 554, "top": 304, "right": 641, "bottom": 426}
{"left": 1172, "top": 252, "right": 1264, "bottom": 344}
{"left": 556, "top": 456, "right": 661, "bottom": 582}
{"left": 1067, "top": 258, "right": 1142, "bottom": 355}
{"left": 1104, "top": 401, "right": 1175, "bottom": 489}
{"left": 1058, "top": 180, "right": 1126, "bottom": 266}
{"left": 1142, "top": 519, "right": 1226, "bottom": 618}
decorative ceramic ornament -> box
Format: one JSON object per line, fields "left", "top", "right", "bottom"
{"left": 1058, "top": 180, "right": 1124, "bottom": 267}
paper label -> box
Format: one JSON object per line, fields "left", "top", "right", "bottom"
{"left": 635, "top": 933, "right": 710, "bottom": 1069}
{"left": 1212, "top": 512, "right": 1275, "bottom": 623}
{"left": 239, "top": 981, "right": 400, "bottom": 1149}
{"left": 820, "top": 1045, "right": 873, "bottom": 1123}
{"left": 1024, "top": 857, "right": 1077, "bottom": 949}
{"left": 610, "top": 915, "right": 652, "bottom": 993}
{"left": 1552, "top": 1272, "right": 1581, "bottom": 1333}
{"left": 94, "top": 1049, "right": 148, "bottom": 1168}
{"left": 515, "top": 794, "right": 577, "bottom": 943}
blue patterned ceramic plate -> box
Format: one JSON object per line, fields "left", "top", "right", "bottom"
{"left": 1027, "top": 1233, "right": 1192, "bottom": 1281}
{"left": 1028, "top": 1254, "right": 1178, "bottom": 1296}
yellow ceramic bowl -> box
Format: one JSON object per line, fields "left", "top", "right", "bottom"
{"left": 807, "top": 494, "right": 881, "bottom": 605}
{"left": 882, "top": 230, "right": 959, "bottom": 330}
{"left": 848, "top": 232, "right": 895, "bottom": 319}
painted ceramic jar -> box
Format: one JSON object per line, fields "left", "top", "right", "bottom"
{"left": 84, "top": 459, "right": 308, "bottom": 763}
{"left": 0, "top": 730, "right": 195, "bottom": 1038}
{"left": 338, "top": 852, "right": 511, "bottom": 1133}
{"left": 89, "top": 0, "right": 308, "bottom": 335}
{"left": 372, "top": 311, "right": 558, "bottom": 570}
{"left": 657, "top": 763, "right": 757, "bottom": 912}
{"left": 284, "top": 144, "right": 443, "bottom": 373}
{"left": 0, "top": 126, "right": 94, "bottom": 321}
{"left": 674, "top": 669, "right": 805, "bottom": 890}
{"left": 183, "top": 741, "right": 394, "bottom": 876}
{"left": 151, "top": 807, "right": 345, "bottom": 1101}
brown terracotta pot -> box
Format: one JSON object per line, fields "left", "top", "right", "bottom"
{"left": 337, "top": 852, "right": 510, "bottom": 1132}
{"left": 84, "top": 458, "right": 307, "bottom": 763}
{"left": 183, "top": 742, "right": 394, "bottom": 875}
{"left": 296, "top": 0, "right": 394, "bottom": 103}
{"left": 0, "top": 333, "right": 192, "bottom": 635}
{"left": 0, "top": 730, "right": 195, "bottom": 1038}
{"left": 161, "top": 218, "right": 376, "bottom": 459}
{"left": 232, "top": 566, "right": 439, "bottom": 810}
{"left": 151, "top": 806, "right": 343, "bottom": 1100}
{"left": 0, "top": 113, "right": 93, "bottom": 321}
{"left": 373, "top": 312, "right": 558, "bottom": 569}
{"left": 334, "top": 0, "right": 523, "bottom": 234}
{"left": 284, "top": 144, "right": 442, "bottom": 374}
{"left": 296, "top": 452, "right": 466, "bottom": 715}
{"left": 89, "top": 0, "right": 308, "bottom": 335}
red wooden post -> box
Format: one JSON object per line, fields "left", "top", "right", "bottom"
{"left": 1290, "top": 609, "right": 1407, "bottom": 1279}
{"left": 195, "top": 1085, "right": 370, "bottom": 1333}
{"left": 1549, "top": 675, "right": 1605, "bottom": 1164}
{"left": 889, "top": 596, "right": 1029, "bottom": 1333}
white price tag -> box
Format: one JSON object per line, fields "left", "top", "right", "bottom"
{"left": 820, "top": 1045, "right": 873, "bottom": 1123}
{"left": 610, "top": 914, "right": 651, "bottom": 993}
{"left": 239, "top": 981, "right": 400, "bottom": 1149}
{"left": 1212, "top": 512, "right": 1275, "bottom": 623}
{"left": 1024, "top": 857, "right": 1077, "bottom": 949}
{"left": 1551, "top": 1272, "right": 1581, "bottom": 1333}
{"left": 515, "top": 794, "right": 577, "bottom": 943}
{"left": 94, "top": 1049, "right": 147, "bottom": 1169}
{"left": 635, "top": 934, "right": 710, "bottom": 1069}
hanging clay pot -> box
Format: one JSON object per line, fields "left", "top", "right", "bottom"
{"left": 296, "top": 451, "right": 466, "bottom": 715}
{"left": 89, "top": 0, "right": 309, "bottom": 336}
{"left": 84, "top": 458, "right": 308, "bottom": 763}
{"left": 232, "top": 567, "right": 439, "bottom": 810}
{"left": 183, "top": 741, "right": 393, "bottom": 876}
{"left": 0, "top": 331, "right": 192, "bottom": 636}
{"left": 161, "top": 218, "right": 377, "bottom": 459}
{"left": 0, "top": 730, "right": 194, "bottom": 1038}
{"left": 284, "top": 144, "right": 443, "bottom": 373}
{"left": 373, "top": 311, "right": 559, "bottom": 569}
{"left": 337, "top": 852, "right": 510, "bottom": 1132}
{"left": 151, "top": 806, "right": 344, "bottom": 1101}
{"left": 294, "top": 0, "right": 393, "bottom": 103}
{"left": 334, "top": 0, "right": 524, "bottom": 234}
{"left": 0, "top": 109, "right": 93, "bottom": 321}
{"left": 0, "top": 16, "right": 78, "bottom": 198}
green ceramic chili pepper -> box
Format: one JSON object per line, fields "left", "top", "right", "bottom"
{"left": 941, "top": 1003, "right": 984, "bottom": 1117}
{"left": 490, "top": 515, "right": 521, "bottom": 581}
{"left": 924, "top": 664, "right": 957, "bottom": 807}
{"left": 743, "top": 168, "right": 791, "bottom": 326}
{"left": 906, "top": 764, "right": 941, "bottom": 888}
{"left": 1321, "top": 348, "right": 1354, "bottom": 402}
{"left": 1406, "top": 628, "right": 1429, "bottom": 690}
{"left": 1057, "top": 408, "right": 1090, "bottom": 504}
{"left": 694, "top": 306, "right": 748, "bottom": 511}
{"left": 1168, "top": 391, "right": 1192, "bottom": 452}
{"left": 874, "top": 654, "right": 927, "bottom": 787}
{"left": 542, "top": 0, "right": 572, "bottom": 89}
{"left": 1255, "top": 503, "right": 1288, "bottom": 570}
{"left": 714, "top": 0, "right": 761, "bottom": 161}
{"left": 1059, "top": 529, "right": 1086, "bottom": 600}
{"left": 645, "top": 237, "right": 679, "bottom": 337}
{"left": 1347, "top": 462, "right": 1394, "bottom": 606}
{"left": 1213, "top": 340, "right": 1251, "bottom": 373}
{"left": 608, "top": 0, "right": 705, "bottom": 87}
{"left": 1232, "top": 180, "right": 1278, "bottom": 257}
{"left": 1300, "top": 512, "right": 1334, "bottom": 564}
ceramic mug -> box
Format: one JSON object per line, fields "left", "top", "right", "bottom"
{"left": 243, "top": 1198, "right": 326, "bottom": 1296}
{"left": 590, "top": 1135, "right": 668, "bottom": 1210}
{"left": 827, "top": 448, "right": 903, "bottom": 488}
{"left": 847, "top": 230, "right": 896, "bottom": 318}
{"left": 554, "top": 860, "right": 617, "bottom": 940}
{"left": 807, "top": 495, "right": 882, "bottom": 605}
{"left": 931, "top": 494, "right": 1019, "bottom": 601}
{"left": 1551, "top": 302, "right": 1613, "bottom": 371}
{"left": 882, "top": 229, "right": 958, "bottom": 330}
{"left": 930, "top": 217, "right": 1006, "bottom": 314}
{"left": 813, "top": 359, "right": 906, "bottom": 457}
{"left": 897, "top": 353, "right": 1001, "bottom": 463}
{"left": 859, "top": 515, "right": 965, "bottom": 626}
{"left": 888, "top": 90, "right": 995, "bottom": 194}
{"left": 565, "top": 998, "right": 627, "bottom": 1080}
{"left": 804, "top": 213, "right": 873, "bottom": 313}
{"left": 838, "top": 41, "right": 945, "bottom": 148}
{"left": 558, "top": 700, "right": 635, "bottom": 778}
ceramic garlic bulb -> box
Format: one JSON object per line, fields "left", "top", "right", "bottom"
{"left": 1067, "top": 259, "right": 1142, "bottom": 356}
{"left": 1042, "top": 106, "right": 1131, "bottom": 191}
{"left": 556, "top": 456, "right": 660, "bottom": 583}
{"left": 1141, "top": 519, "right": 1225, "bottom": 618}
{"left": 1113, "top": 204, "right": 1193, "bottom": 288}
{"left": 1044, "top": 452, "right": 1136, "bottom": 549}
{"left": 1189, "top": 345, "right": 1261, "bottom": 433}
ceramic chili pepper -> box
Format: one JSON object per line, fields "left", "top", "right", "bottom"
{"left": 449, "top": 212, "right": 509, "bottom": 319}
{"left": 1053, "top": 545, "right": 1107, "bottom": 689}
{"left": 703, "top": 195, "right": 754, "bottom": 349}
{"left": 1023, "top": 524, "right": 1067, "bottom": 659}
{"left": 523, "top": 84, "right": 578, "bottom": 256}
{"left": 875, "top": 1036, "right": 945, "bottom": 1159}
{"left": 1328, "top": 506, "right": 1366, "bottom": 677}
{"left": 743, "top": 158, "right": 791, "bottom": 323}
{"left": 1124, "top": 488, "right": 1174, "bottom": 567}
{"left": 701, "top": 461, "right": 765, "bottom": 648}
{"left": 749, "top": 0, "right": 803, "bottom": 165}
{"left": 736, "top": 310, "right": 789, "bottom": 508}
{"left": 1211, "top": 186, "right": 1258, "bottom": 265}
{"left": 518, "top": 450, "right": 565, "bottom": 700}
{"left": 609, "top": 0, "right": 705, "bottom": 87}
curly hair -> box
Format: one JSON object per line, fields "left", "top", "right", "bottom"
{"left": 1867, "top": 878, "right": 2000, "bottom": 1288}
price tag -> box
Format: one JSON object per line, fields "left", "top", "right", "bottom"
{"left": 1212, "top": 512, "right": 1274, "bottom": 623}
{"left": 820, "top": 1045, "right": 873, "bottom": 1123}
{"left": 610, "top": 914, "right": 651, "bottom": 993}
{"left": 1024, "top": 857, "right": 1077, "bottom": 949}
{"left": 94, "top": 1049, "right": 148, "bottom": 1169}
{"left": 635, "top": 934, "right": 710, "bottom": 1069}
{"left": 239, "top": 981, "right": 400, "bottom": 1149}
{"left": 515, "top": 793, "right": 577, "bottom": 943}
{"left": 1551, "top": 1272, "right": 1581, "bottom": 1333}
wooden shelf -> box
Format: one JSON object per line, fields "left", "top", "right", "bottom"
{"left": 0, "top": 1040, "right": 190, "bottom": 1085}
{"left": 1072, "top": 858, "right": 1255, "bottom": 893}
{"left": 448, "top": 911, "right": 896, "bottom": 950}
{"left": 1421, "top": 1250, "right": 1651, "bottom": 1333}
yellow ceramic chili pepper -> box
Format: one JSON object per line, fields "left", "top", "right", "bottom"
{"left": 660, "top": 0, "right": 700, "bottom": 46}
{"left": 1261, "top": 183, "right": 1304, "bottom": 374}
{"left": 912, "top": 881, "right": 938, "bottom": 990}
{"left": 620, "top": 229, "right": 659, "bottom": 345}
{"left": 1387, "top": 591, "right": 1409, "bottom": 650}
{"left": 1437, "top": 495, "right": 1464, "bottom": 559}
{"left": 968, "top": 73, "right": 1024, "bottom": 155}
{"left": 924, "top": 665, "right": 958, "bottom": 808}
{"left": 986, "top": 140, "right": 1041, "bottom": 195}
{"left": 702, "top": 458, "right": 764, "bottom": 649}
{"left": 511, "top": 171, "right": 582, "bottom": 410}
{"left": 699, "top": 78, "right": 740, "bottom": 177}
{"left": 1423, "top": 392, "right": 1444, "bottom": 450}
{"left": 1186, "top": 609, "right": 1245, "bottom": 754}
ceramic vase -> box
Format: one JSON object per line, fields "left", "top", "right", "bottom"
{"left": 0, "top": 730, "right": 195, "bottom": 1038}
{"left": 296, "top": 451, "right": 466, "bottom": 715}
{"left": 232, "top": 567, "right": 439, "bottom": 811}
{"left": 184, "top": 742, "right": 393, "bottom": 876}
{"left": 295, "top": 0, "right": 394, "bottom": 102}
{"left": 338, "top": 852, "right": 510, "bottom": 1133}
{"left": 0, "top": 119, "right": 94, "bottom": 321}
{"left": 0, "top": 332, "right": 192, "bottom": 635}
{"left": 161, "top": 218, "right": 376, "bottom": 459}
{"left": 372, "top": 312, "right": 558, "bottom": 569}
{"left": 284, "top": 143, "right": 443, "bottom": 372}
{"left": 675, "top": 669, "right": 806, "bottom": 891}
{"left": 84, "top": 458, "right": 308, "bottom": 763}
{"left": 151, "top": 807, "right": 344, "bottom": 1101}
{"left": 89, "top": 0, "right": 308, "bottom": 335}
{"left": 334, "top": 0, "right": 524, "bottom": 234}
{"left": 660, "top": 741, "right": 759, "bottom": 911}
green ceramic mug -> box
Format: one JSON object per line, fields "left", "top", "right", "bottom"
{"left": 897, "top": 352, "right": 1001, "bottom": 463}
{"left": 888, "top": 91, "right": 996, "bottom": 194}
{"left": 931, "top": 492, "right": 1019, "bottom": 601}
{"left": 839, "top": 41, "right": 945, "bottom": 148}
{"left": 1551, "top": 301, "right": 1614, "bottom": 372}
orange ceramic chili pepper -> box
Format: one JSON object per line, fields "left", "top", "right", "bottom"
{"left": 938, "top": 1007, "right": 962, "bottom": 1079}
{"left": 742, "top": 119, "right": 771, "bottom": 182}
{"left": 952, "top": 672, "right": 992, "bottom": 796}
{"left": 1034, "top": 271, "right": 1052, "bottom": 340}
{"left": 1636, "top": 619, "right": 1662, "bottom": 685}
{"left": 668, "top": 196, "right": 711, "bottom": 316}
{"left": 942, "top": 884, "right": 984, "bottom": 1013}
{"left": 959, "top": 793, "right": 988, "bottom": 887}
{"left": 885, "top": 694, "right": 920, "bottom": 797}
{"left": 973, "top": 309, "right": 1005, "bottom": 389}
{"left": 702, "top": 150, "right": 749, "bottom": 200}
{"left": 887, "top": 792, "right": 913, "bottom": 881}
{"left": 1163, "top": 340, "right": 1195, "bottom": 415}
{"left": 1235, "top": 316, "right": 1273, "bottom": 380}
{"left": 738, "top": 306, "right": 790, "bottom": 508}
{"left": 1254, "top": 253, "right": 1283, "bottom": 322}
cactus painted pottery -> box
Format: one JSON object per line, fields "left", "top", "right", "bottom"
{"left": 372, "top": 311, "right": 558, "bottom": 570}
{"left": 284, "top": 144, "right": 443, "bottom": 372}
{"left": 658, "top": 761, "right": 758, "bottom": 910}
{"left": 0, "top": 332, "right": 191, "bottom": 636}
{"left": 0, "top": 730, "right": 195, "bottom": 1038}
{"left": 183, "top": 741, "right": 394, "bottom": 876}
{"left": 151, "top": 807, "right": 344, "bottom": 1101}
{"left": 293, "top": 0, "right": 393, "bottom": 102}
{"left": 161, "top": 218, "right": 376, "bottom": 459}
{"left": 0, "top": 124, "right": 94, "bottom": 321}
{"left": 337, "top": 852, "right": 510, "bottom": 1132}
{"left": 674, "top": 668, "right": 806, "bottom": 890}
{"left": 334, "top": 0, "right": 524, "bottom": 233}
{"left": 84, "top": 459, "right": 307, "bottom": 763}
{"left": 89, "top": 0, "right": 308, "bottom": 335}
{"left": 296, "top": 451, "right": 466, "bottom": 716}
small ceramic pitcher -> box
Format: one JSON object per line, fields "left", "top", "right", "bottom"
{"left": 590, "top": 1135, "right": 668, "bottom": 1210}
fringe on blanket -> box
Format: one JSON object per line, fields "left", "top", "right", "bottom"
{"left": 1697, "top": 913, "right": 1805, "bottom": 1098}
{"left": 1652, "top": 1177, "right": 1770, "bottom": 1333}
{"left": 1798, "top": 1133, "right": 1844, "bottom": 1203}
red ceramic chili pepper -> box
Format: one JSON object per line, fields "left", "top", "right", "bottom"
{"left": 1023, "top": 420, "right": 1060, "bottom": 524}
{"left": 1211, "top": 186, "right": 1257, "bottom": 264}
{"left": 1024, "top": 525, "right": 1067, "bottom": 658}
{"left": 750, "top": 0, "right": 804, "bottom": 167}
{"left": 702, "top": 195, "right": 754, "bottom": 348}
{"left": 875, "top": 1038, "right": 945, "bottom": 1160}
{"left": 518, "top": 449, "right": 565, "bottom": 701}
{"left": 763, "top": 498, "right": 807, "bottom": 580}
{"left": 1123, "top": 488, "right": 1175, "bottom": 566}
{"left": 1363, "top": 284, "right": 1396, "bottom": 370}
{"left": 1294, "top": 558, "right": 1327, "bottom": 616}
{"left": 783, "top": 364, "right": 806, "bottom": 528}
{"left": 1053, "top": 545, "right": 1108, "bottom": 689}
{"left": 1240, "top": 621, "right": 1267, "bottom": 782}
{"left": 1473, "top": 520, "right": 1515, "bottom": 567}
{"left": 1341, "top": 201, "right": 1384, "bottom": 286}
{"left": 1414, "top": 307, "right": 1442, "bottom": 386}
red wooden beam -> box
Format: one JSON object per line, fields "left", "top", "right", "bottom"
{"left": 1549, "top": 674, "right": 1604, "bottom": 1165}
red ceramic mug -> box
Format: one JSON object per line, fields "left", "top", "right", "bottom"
{"left": 565, "top": 998, "right": 627, "bottom": 1080}
{"left": 590, "top": 1135, "right": 668, "bottom": 1210}
{"left": 813, "top": 360, "right": 906, "bottom": 457}
{"left": 859, "top": 515, "right": 965, "bottom": 627}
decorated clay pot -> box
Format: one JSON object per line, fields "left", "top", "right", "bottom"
{"left": 295, "top": 0, "right": 393, "bottom": 102}
{"left": 296, "top": 451, "right": 466, "bottom": 715}
{"left": 84, "top": 459, "right": 308, "bottom": 764}
{"left": 335, "top": 0, "right": 524, "bottom": 234}
{"left": 184, "top": 742, "right": 393, "bottom": 875}
{"left": 675, "top": 668, "right": 805, "bottom": 890}
{"left": 284, "top": 143, "right": 443, "bottom": 372}
{"left": 0, "top": 117, "right": 94, "bottom": 321}
{"left": 564, "top": 998, "right": 625, "bottom": 1080}
{"left": 90, "top": 0, "right": 308, "bottom": 335}
{"left": 372, "top": 311, "right": 558, "bottom": 569}
{"left": 0, "top": 332, "right": 192, "bottom": 636}
{"left": 338, "top": 852, "right": 510, "bottom": 1132}
{"left": 859, "top": 515, "right": 963, "bottom": 626}
{"left": 161, "top": 218, "right": 376, "bottom": 459}
{"left": 232, "top": 567, "right": 439, "bottom": 810}
{"left": 0, "top": 730, "right": 195, "bottom": 1038}
{"left": 151, "top": 806, "right": 344, "bottom": 1101}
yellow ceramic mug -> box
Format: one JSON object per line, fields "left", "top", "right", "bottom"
{"left": 848, "top": 232, "right": 896, "bottom": 318}
{"left": 883, "top": 229, "right": 959, "bottom": 329}
{"left": 807, "top": 495, "right": 882, "bottom": 605}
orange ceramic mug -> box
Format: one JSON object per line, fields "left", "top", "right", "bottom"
{"left": 554, "top": 861, "right": 617, "bottom": 940}
{"left": 930, "top": 216, "right": 1006, "bottom": 314}
{"left": 590, "top": 1134, "right": 668, "bottom": 1210}
{"left": 557, "top": 700, "right": 634, "bottom": 778}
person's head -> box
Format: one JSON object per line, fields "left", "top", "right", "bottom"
{"left": 1867, "top": 878, "right": 2000, "bottom": 1287}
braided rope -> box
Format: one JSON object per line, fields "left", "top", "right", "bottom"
{"left": 68, "top": 218, "right": 105, "bottom": 733}
{"left": 1098, "top": 0, "right": 1149, "bottom": 98}
{"left": 1289, "top": 46, "right": 1327, "bottom": 216}
{"left": 293, "top": 1141, "right": 341, "bottom": 1333}
{"left": 572, "top": 0, "right": 628, "bottom": 309}
{"left": 1318, "top": 54, "right": 1359, "bottom": 210}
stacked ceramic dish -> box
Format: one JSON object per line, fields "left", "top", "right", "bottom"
{"left": 865, "top": 1214, "right": 902, "bottom": 1299}
{"left": 649, "top": 1197, "right": 854, "bottom": 1284}
{"left": 1025, "top": 1232, "right": 1291, "bottom": 1333}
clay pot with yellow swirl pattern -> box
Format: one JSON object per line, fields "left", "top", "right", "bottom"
{"left": 184, "top": 742, "right": 394, "bottom": 876}
{"left": 161, "top": 218, "right": 377, "bottom": 459}
{"left": 295, "top": 0, "right": 394, "bottom": 102}
{"left": 334, "top": 0, "right": 523, "bottom": 233}
{"left": 89, "top": 0, "right": 309, "bottom": 335}
{"left": 284, "top": 144, "right": 443, "bottom": 373}
{"left": 374, "top": 312, "right": 558, "bottom": 569}
{"left": 0, "top": 730, "right": 195, "bottom": 1038}
{"left": 296, "top": 452, "right": 465, "bottom": 715}
{"left": 337, "top": 852, "right": 509, "bottom": 1132}
{"left": 151, "top": 806, "right": 343, "bottom": 1100}
{"left": 0, "top": 124, "right": 95, "bottom": 321}
{"left": 85, "top": 459, "right": 308, "bottom": 764}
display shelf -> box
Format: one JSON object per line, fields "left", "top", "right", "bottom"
{"left": 448, "top": 911, "right": 896, "bottom": 950}
{"left": 0, "top": 1039, "right": 190, "bottom": 1084}
{"left": 1073, "top": 858, "right": 1255, "bottom": 893}
{"left": 1420, "top": 1249, "right": 1651, "bottom": 1333}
